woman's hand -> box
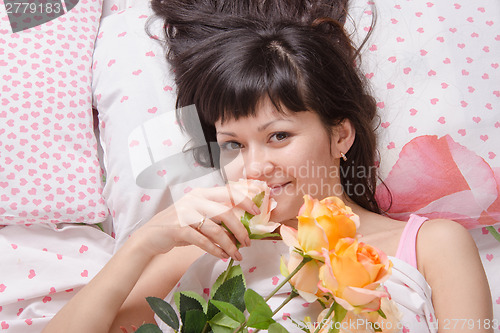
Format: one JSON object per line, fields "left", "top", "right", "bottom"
{"left": 43, "top": 182, "right": 265, "bottom": 333}
{"left": 132, "top": 183, "right": 263, "bottom": 261}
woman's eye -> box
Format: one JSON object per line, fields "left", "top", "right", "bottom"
{"left": 270, "top": 132, "right": 289, "bottom": 142}
{"left": 220, "top": 141, "right": 242, "bottom": 151}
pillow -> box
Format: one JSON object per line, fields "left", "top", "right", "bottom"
{"left": 101, "top": 0, "right": 146, "bottom": 18}
{"left": 92, "top": 2, "right": 223, "bottom": 250}
{"left": 347, "top": 0, "right": 500, "bottom": 229}
{"left": 0, "top": 0, "right": 108, "bottom": 224}
{"left": 347, "top": 0, "right": 500, "bottom": 326}
{"left": 102, "top": 0, "right": 127, "bottom": 17}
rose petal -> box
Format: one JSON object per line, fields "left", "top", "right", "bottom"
{"left": 376, "top": 135, "right": 500, "bottom": 228}
{"left": 340, "top": 285, "right": 388, "bottom": 310}
{"left": 280, "top": 225, "right": 299, "bottom": 248}
{"left": 289, "top": 254, "right": 321, "bottom": 302}
{"left": 297, "top": 216, "right": 329, "bottom": 254}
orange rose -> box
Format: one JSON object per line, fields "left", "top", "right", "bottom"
{"left": 305, "top": 299, "right": 401, "bottom": 333}
{"left": 280, "top": 249, "right": 323, "bottom": 302}
{"left": 292, "top": 195, "right": 359, "bottom": 259}
{"left": 318, "top": 238, "right": 392, "bottom": 313}
{"left": 280, "top": 195, "right": 360, "bottom": 302}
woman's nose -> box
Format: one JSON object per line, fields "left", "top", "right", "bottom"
{"left": 242, "top": 147, "right": 274, "bottom": 180}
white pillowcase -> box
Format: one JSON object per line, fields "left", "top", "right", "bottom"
{"left": 348, "top": 0, "right": 500, "bottom": 228}
{"left": 0, "top": 0, "right": 108, "bottom": 225}
{"left": 92, "top": 2, "right": 223, "bottom": 250}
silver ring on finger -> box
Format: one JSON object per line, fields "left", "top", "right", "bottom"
{"left": 196, "top": 215, "right": 207, "bottom": 231}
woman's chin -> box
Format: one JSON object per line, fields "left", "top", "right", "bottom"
{"left": 270, "top": 209, "right": 298, "bottom": 229}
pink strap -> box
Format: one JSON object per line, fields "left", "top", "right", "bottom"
{"left": 395, "top": 214, "right": 428, "bottom": 269}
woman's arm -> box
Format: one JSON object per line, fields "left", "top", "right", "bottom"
{"left": 42, "top": 186, "right": 259, "bottom": 333}
{"left": 42, "top": 233, "right": 159, "bottom": 333}
{"left": 418, "top": 219, "right": 493, "bottom": 333}
{"left": 109, "top": 245, "right": 206, "bottom": 331}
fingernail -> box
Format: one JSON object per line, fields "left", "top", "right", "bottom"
{"left": 252, "top": 205, "right": 260, "bottom": 215}
{"left": 235, "top": 251, "right": 243, "bottom": 261}
{"left": 245, "top": 238, "right": 251, "bottom": 247}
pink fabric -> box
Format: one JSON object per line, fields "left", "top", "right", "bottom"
{"left": 395, "top": 214, "right": 428, "bottom": 269}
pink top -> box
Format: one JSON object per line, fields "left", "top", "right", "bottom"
{"left": 395, "top": 214, "right": 428, "bottom": 269}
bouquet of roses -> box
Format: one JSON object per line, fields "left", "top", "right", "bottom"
{"left": 136, "top": 180, "right": 400, "bottom": 333}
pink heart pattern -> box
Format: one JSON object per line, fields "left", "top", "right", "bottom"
{"left": 92, "top": 3, "right": 223, "bottom": 248}
{"left": 0, "top": 0, "right": 108, "bottom": 225}
{"left": 0, "top": 223, "right": 113, "bottom": 331}
{"left": 353, "top": 1, "right": 499, "bottom": 226}
{"left": 352, "top": 2, "right": 499, "bottom": 325}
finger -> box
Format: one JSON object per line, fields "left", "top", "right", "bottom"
{"left": 198, "top": 186, "right": 261, "bottom": 216}
{"left": 197, "top": 219, "right": 243, "bottom": 261}
{"left": 211, "top": 208, "right": 251, "bottom": 248}
{"left": 196, "top": 202, "right": 251, "bottom": 248}
{"left": 178, "top": 225, "right": 231, "bottom": 260}
{"left": 226, "top": 182, "right": 265, "bottom": 215}
{"left": 175, "top": 195, "right": 252, "bottom": 247}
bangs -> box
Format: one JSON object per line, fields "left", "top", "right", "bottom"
{"left": 193, "top": 25, "right": 310, "bottom": 126}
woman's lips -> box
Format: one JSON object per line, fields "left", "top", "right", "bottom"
{"left": 270, "top": 182, "right": 291, "bottom": 196}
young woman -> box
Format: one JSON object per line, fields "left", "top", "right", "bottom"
{"left": 43, "top": 2, "right": 492, "bottom": 332}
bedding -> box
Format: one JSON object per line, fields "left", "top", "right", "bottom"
{"left": 347, "top": 0, "right": 500, "bottom": 328}
{"left": 0, "top": 0, "right": 498, "bottom": 331}
{"left": 0, "top": 0, "right": 108, "bottom": 225}
{"left": 91, "top": 1, "right": 223, "bottom": 250}
{"left": 0, "top": 0, "right": 113, "bottom": 330}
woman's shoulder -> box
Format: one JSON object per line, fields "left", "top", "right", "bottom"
{"left": 416, "top": 218, "right": 479, "bottom": 277}
{"left": 418, "top": 218, "right": 474, "bottom": 248}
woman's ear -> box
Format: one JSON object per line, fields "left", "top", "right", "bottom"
{"left": 331, "top": 119, "right": 356, "bottom": 158}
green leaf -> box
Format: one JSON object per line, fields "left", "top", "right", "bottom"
{"left": 279, "top": 257, "right": 290, "bottom": 278}
{"left": 178, "top": 290, "right": 208, "bottom": 313}
{"left": 377, "top": 308, "right": 387, "bottom": 319}
{"left": 240, "top": 211, "right": 253, "bottom": 234}
{"left": 208, "top": 312, "right": 241, "bottom": 332}
{"left": 181, "top": 309, "right": 207, "bottom": 333}
{"left": 178, "top": 292, "right": 204, "bottom": 326}
{"left": 207, "top": 274, "right": 246, "bottom": 320}
{"left": 246, "top": 307, "right": 275, "bottom": 329}
{"left": 249, "top": 232, "right": 281, "bottom": 239}
{"left": 268, "top": 322, "right": 290, "bottom": 333}
{"left": 243, "top": 289, "right": 274, "bottom": 329}
{"left": 252, "top": 191, "right": 265, "bottom": 207}
{"left": 239, "top": 191, "right": 266, "bottom": 235}
{"left": 211, "top": 265, "right": 245, "bottom": 299}
{"left": 135, "top": 323, "right": 164, "bottom": 333}
{"left": 210, "top": 325, "right": 234, "bottom": 333}
{"left": 244, "top": 289, "right": 271, "bottom": 314}
{"left": 146, "top": 297, "right": 179, "bottom": 331}
{"left": 328, "top": 302, "right": 348, "bottom": 333}
{"left": 210, "top": 300, "right": 245, "bottom": 323}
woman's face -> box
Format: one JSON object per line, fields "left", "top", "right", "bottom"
{"left": 215, "top": 99, "right": 342, "bottom": 227}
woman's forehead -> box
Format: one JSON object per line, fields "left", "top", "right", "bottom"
{"left": 216, "top": 99, "right": 298, "bottom": 126}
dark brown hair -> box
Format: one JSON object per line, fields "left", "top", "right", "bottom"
{"left": 152, "top": 0, "right": 382, "bottom": 213}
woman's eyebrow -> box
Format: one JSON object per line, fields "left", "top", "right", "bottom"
{"left": 216, "top": 131, "right": 237, "bottom": 137}
{"left": 217, "top": 119, "right": 293, "bottom": 137}
{"left": 257, "top": 119, "right": 293, "bottom": 132}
